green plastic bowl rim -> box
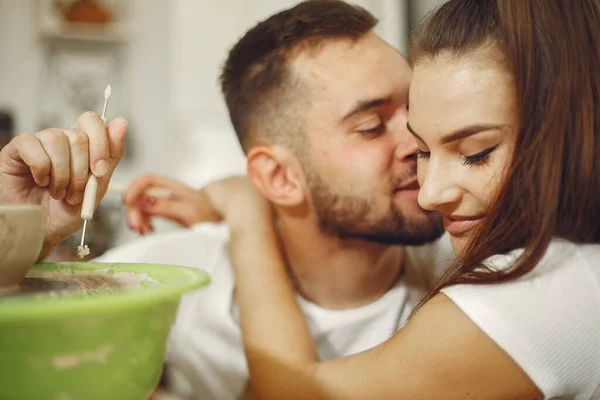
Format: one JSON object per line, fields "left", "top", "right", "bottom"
{"left": 0, "top": 262, "right": 211, "bottom": 321}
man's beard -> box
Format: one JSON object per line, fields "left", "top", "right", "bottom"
{"left": 305, "top": 168, "right": 444, "bottom": 246}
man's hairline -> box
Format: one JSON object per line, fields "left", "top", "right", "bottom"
{"left": 241, "top": 28, "right": 381, "bottom": 153}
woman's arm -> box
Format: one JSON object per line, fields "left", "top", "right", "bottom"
{"left": 206, "top": 178, "right": 542, "bottom": 400}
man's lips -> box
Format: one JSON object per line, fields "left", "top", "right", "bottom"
{"left": 395, "top": 178, "right": 419, "bottom": 191}
{"left": 442, "top": 215, "right": 485, "bottom": 236}
{"left": 394, "top": 178, "right": 420, "bottom": 199}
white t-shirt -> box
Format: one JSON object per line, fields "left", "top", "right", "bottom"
{"left": 442, "top": 240, "right": 600, "bottom": 400}
{"left": 96, "top": 223, "right": 453, "bottom": 400}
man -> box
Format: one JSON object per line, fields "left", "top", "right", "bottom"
{"left": 0, "top": 1, "right": 451, "bottom": 399}
{"left": 101, "top": 1, "right": 450, "bottom": 398}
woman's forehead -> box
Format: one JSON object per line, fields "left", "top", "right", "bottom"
{"left": 409, "top": 56, "right": 514, "bottom": 140}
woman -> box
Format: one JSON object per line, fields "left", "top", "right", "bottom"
{"left": 204, "top": 0, "right": 600, "bottom": 398}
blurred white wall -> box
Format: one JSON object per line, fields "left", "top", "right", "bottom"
{"left": 0, "top": 0, "right": 173, "bottom": 182}
{"left": 0, "top": 0, "right": 445, "bottom": 245}
{"left": 0, "top": 0, "right": 445, "bottom": 188}
{"left": 166, "top": 0, "right": 416, "bottom": 188}
{"left": 0, "top": 0, "right": 44, "bottom": 137}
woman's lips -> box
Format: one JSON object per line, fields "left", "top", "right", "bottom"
{"left": 442, "top": 216, "right": 485, "bottom": 236}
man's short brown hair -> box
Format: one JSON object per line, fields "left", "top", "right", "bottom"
{"left": 220, "top": 0, "right": 377, "bottom": 152}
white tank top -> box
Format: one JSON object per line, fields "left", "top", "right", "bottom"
{"left": 442, "top": 240, "right": 600, "bottom": 400}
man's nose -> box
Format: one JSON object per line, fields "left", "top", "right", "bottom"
{"left": 393, "top": 121, "right": 418, "bottom": 162}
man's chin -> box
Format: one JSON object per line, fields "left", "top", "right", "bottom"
{"left": 338, "top": 233, "right": 433, "bottom": 247}
{"left": 338, "top": 219, "right": 445, "bottom": 247}
{"left": 393, "top": 194, "right": 424, "bottom": 214}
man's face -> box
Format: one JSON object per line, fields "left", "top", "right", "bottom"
{"left": 291, "top": 32, "right": 443, "bottom": 245}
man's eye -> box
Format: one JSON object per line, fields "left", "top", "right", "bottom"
{"left": 358, "top": 124, "right": 385, "bottom": 136}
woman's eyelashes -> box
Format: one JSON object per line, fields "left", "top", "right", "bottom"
{"left": 415, "top": 149, "right": 430, "bottom": 159}
{"left": 414, "top": 143, "right": 501, "bottom": 166}
{"left": 461, "top": 143, "right": 500, "bottom": 166}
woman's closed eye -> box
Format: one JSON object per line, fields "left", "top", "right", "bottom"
{"left": 415, "top": 144, "right": 501, "bottom": 165}
{"left": 462, "top": 144, "right": 500, "bottom": 166}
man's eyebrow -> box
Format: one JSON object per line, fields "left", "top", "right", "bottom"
{"left": 406, "top": 122, "right": 509, "bottom": 144}
{"left": 341, "top": 97, "right": 391, "bottom": 122}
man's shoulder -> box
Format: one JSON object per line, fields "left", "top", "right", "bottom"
{"left": 402, "top": 234, "right": 455, "bottom": 290}
{"left": 405, "top": 233, "right": 455, "bottom": 273}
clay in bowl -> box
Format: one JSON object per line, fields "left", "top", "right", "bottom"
{"left": 0, "top": 204, "right": 46, "bottom": 291}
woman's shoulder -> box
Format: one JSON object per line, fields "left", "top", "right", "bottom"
{"left": 441, "top": 239, "right": 600, "bottom": 399}
{"left": 488, "top": 239, "right": 600, "bottom": 281}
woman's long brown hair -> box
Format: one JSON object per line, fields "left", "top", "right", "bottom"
{"left": 410, "top": 0, "right": 600, "bottom": 309}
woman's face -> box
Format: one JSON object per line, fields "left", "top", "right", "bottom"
{"left": 408, "top": 52, "right": 516, "bottom": 254}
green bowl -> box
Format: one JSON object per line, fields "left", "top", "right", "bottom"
{"left": 0, "top": 262, "right": 210, "bottom": 400}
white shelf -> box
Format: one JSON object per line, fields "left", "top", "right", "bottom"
{"left": 37, "top": 0, "right": 130, "bottom": 44}
{"left": 40, "top": 25, "right": 127, "bottom": 44}
{"left": 39, "top": 22, "right": 128, "bottom": 44}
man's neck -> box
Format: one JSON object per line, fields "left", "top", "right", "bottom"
{"left": 276, "top": 213, "right": 405, "bottom": 310}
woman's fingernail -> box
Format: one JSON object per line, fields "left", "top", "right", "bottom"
{"left": 56, "top": 188, "right": 67, "bottom": 200}
{"left": 40, "top": 175, "right": 50, "bottom": 187}
{"left": 94, "top": 160, "right": 109, "bottom": 176}
{"left": 141, "top": 196, "right": 156, "bottom": 208}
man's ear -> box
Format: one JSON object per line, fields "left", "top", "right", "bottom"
{"left": 247, "top": 146, "right": 306, "bottom": 207}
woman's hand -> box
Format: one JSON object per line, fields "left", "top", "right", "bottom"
{"left": 122, "top": 173, "right": 222, "bottom": 234}
{"left": 202, "top": 176, "right": 272, "bottom": 230}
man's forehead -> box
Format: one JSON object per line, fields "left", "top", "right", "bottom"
{"left": 289, "top": 33, "right": 411, "bottom": 119}
{"left": 292, "top": 32, "right": 404, "bottom": 87}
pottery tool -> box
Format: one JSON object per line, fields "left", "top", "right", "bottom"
{"left": 77, "top": 84, "right": 111, "bottom": 259}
